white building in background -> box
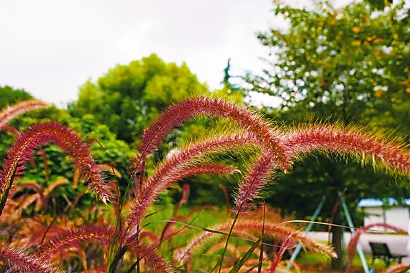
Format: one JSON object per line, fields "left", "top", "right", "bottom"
{"left": 357, "top": 198, "right": 410, "bottom": 231}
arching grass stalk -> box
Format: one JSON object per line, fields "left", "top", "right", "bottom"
{"left": 126, "top": 214, "right": 200, "bottom": 273}
{"left": 182, "top": 218, "right": 336, "bottom": 272}
{"left": 216, "top": 211, "right": 240, "bottom": 273}
{"left": 126, "top": 97, "right": 288, "bottom": 272}
{"left": 269, "top": 236, "right": 291, "bottom": 272}
{"left": 345, "top": 222, "right": 407, "bottom": 272}
{"left": 257, "top": 203, "right": 266, "bottom": 273}
{"left": 127, "top": 133, "right": 256, "bottom": 228}
{"left": 131, "top": 96, "right": 287, "bottom": 191}
{"left": 0, "top": 122, "right": 114, "bottom": 206}
{"left": 0, "top": 167, "right": 16, "bottom": 215}
{"left": 0, "top": 245, "right": 57, "bottom": 273}
{"left": 0, "top": 100, "right": 50, "bottom": 129}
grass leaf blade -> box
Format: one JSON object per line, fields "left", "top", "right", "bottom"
{"left": 229, "top": 238, "right": 261, "bottom": 273}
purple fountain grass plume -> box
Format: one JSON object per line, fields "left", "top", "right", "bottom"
{"left": 131, "top": 96, "right": 289, "bottom": 185}
{"left": 227, "top": 219, "right": 336, "bottom": 257}
{"left": 233, "top": 152, "right": 277, "bottom": 214}
{"left": 269, "top": 236, "right": 292, "bottom": 273}
{"left": 280, "top": 124, "right": 410, "bottom": 174}
{"left": 0, "top": 244, "right": 58, "bottom": 273}
{"left": 0, "top": 99, "right": 51, "bottom": 129}
{"left": 125, "top": 236, "right": 173, "bottom": 272}
{"left": 180, "top": 219, "right": 336, "bottom": 270}
{"left": 35, "top": 224, "right": 173, "bottom": 272}
{"left": 136, "top": 163, "right": 236, "bottom": 209}
{"left": 129, "top": 163, "right": 237, "bottom": 227}
{"left": 0, "top": 124, "right": 20, "bottom": 136}
{"left": 173, "top": 183, "right": 190, "bottom": 214}
{"left": 130, "top": 96, "right": 292, "bottom": 229}
{"left": 345, "top": 222, "right": 407, "bottom": 271}
{"left": 128, "top": 133, "right": 255, "bottom": 227}
{"left": 35, "top": 224, "right": 118, "bottom": 261}
{"left": 0, "top": 122, "right": 114, "bottom": 207}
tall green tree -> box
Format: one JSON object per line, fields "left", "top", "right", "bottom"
{"left": 246, "top": 0, "right": 410, "bottom": 270}
{"left": 68, "top": 54, "right": 245, "bottom": 206}
{"left": 0, "top": 86, "right": 32, "bottom": 109}
{"left": 69, "top": 54, "right": 210, "bottom": 144}
{"left": 0, "top": 86, "right": 34, "bottom": 160}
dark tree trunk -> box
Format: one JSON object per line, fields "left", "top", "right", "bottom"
{"left": 331, "top": 223, "right": 344, "bottom": 271}
{"left": 329, "top": 163, "right": 344, "bottom": 272}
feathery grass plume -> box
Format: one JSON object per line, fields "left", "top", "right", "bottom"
{"left": 173, "top": 183, "right": 190, "bottom": 214}
{"left": 234, "top": 220, "right": 336, "bottom": 257}
{"left": 233, "top": 152, "right": 277, "bottom": 214}
{"left": 128, "top": 133, "right": 255, "bottom": 227}
{"left": 0, "top": 244, "right": 58, "bottom": 273}
{"left": 180, "top": 219, "right": 336, "bottom": 271}
{"left": 36, "top": 224, "right": 172, "bottom": 272}
{"left": 130, "top": 162, "right": 237, "bottom": 226}
{"left": 0, "top": 124, "right": 20, "bottom": 136}
{"left": 269, "top": 237, "right": 291, "bottom": 273}
{"left": 131, "top": 96, "right": 289, "bottom": 185}
{"left": 0, "top": 122, "right": 114, "bottom": 208}
{"left": 345, "top": 222, "right": 407, "bottom": 271}
{"left": 384, "top": 262, "right": 410, "bottom": 273}
{"left": 280, "top": 124, "right": 410, "bottom": 175}
{"left": 122, "top": 239, "right": 173, "bottom": 273}
{"left": 35, "top": 224, "right": 118, "bottom": 261}
{"left": 0, "top": 99, "right": 50, "bottom": 129}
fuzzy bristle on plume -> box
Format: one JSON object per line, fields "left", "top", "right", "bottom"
{"left": 280, "top": 124, "right": 410, "bottom": 174}
{"left": 0, "top": 100, "right": 51, "bottom": 129}
{"left": 132, "top": 97, "right": 289, "bottom": 180}
{"left": 0, "top": 122, "right": 114, "bottom": 203}
{"left": 0, "top": 245, "right": 58, "bottom": 273}
{"left": 124, "top": 237, "right": 173, "bottom": 273}
{"left": 130, "top": 96, "right": 290, "bottom": 224}
{"left": 346, "top": 222, "right": 407, "bottom": 269}
{"left": 234, "top": 153, "right": 276, "bottom": 214}
{"left": 180, "top": 219, "right": 336, "bottom": 267}
{"left": 129, "top": 133, "right": 252, "bottom": 226}
{"left": 35, "top": 224, "right": 117, "bottom": 260}
{"left": 35, "top": 224, "right": 172, "bottom": 272}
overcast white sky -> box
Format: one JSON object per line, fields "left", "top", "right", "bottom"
{"left": 0, "top": 0, "right": 350, "bottom": 108}
{"left": 0, "top": 1, "right": 274, "bottom": 107}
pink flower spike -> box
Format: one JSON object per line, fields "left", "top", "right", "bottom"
{"left": 132, "top": 97, "right": 289, "bottom": 184}
{"left": 234, "top": 152, "right": 277, "bottom": 214}
{"left": 0, "top": 245, "right": 58, "bottom": 273}
{"left": 128, "top": 133, "right": 255, "bottom": 227}
{"left": 281, "top": 124, "right": 410, "bottom": 175}
{"left": 0, "top": 100, "right": 51, "bottom": 129}
{"left": 35, "top": 224, "right": 117, "bottom": 260}
{"left": 346, "top": 222, "right": 407, "bottom": 270}
{"left": 0, "top": 122, "right": 114, "bottom": 205}
{"left": 269, "top": 236, "right": 291, "bottom": 273}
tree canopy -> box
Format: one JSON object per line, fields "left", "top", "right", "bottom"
{"left": 246, "top": 1, "right": 410, "bottom": 269}
{"left": 249, "top": 1, "right": 409, "bottom": 131}
{"left": 0, "top": 86, "right": 33, "bottom": 109}
{"left": 69, "top": 54, "right": 210, "bottom": 143}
